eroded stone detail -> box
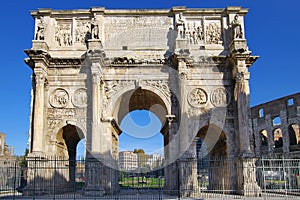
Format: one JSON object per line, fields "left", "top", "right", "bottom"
{"left": 211, "top": 88, "right": 231, "bottom": 107}
{"left": 205, "top": 21, "right": 222, "bottom": 44}
{"left": 145, "top": 80, "right": 171, "bottom": 98}
{"left": 104, "top": 80, "right": 134, "bottom": 99}
{"left": 47, "top": 119, "right": 61, "bottom": 142}
{"left": 35, "top": 17, "right": 45, "bottom": 40}
{"left": 186, "top": 22, "right": 204, "bottom": 45}
{"left": 48, "top": 108, "right": 86, "bottom": 118}
{"left": 75, "top": 20, "right": 91, "bottom": 45}
{"left": 55, "top": 22, "right": 72, "bottom": 47}
{"left": 188, "top": 88, "right": 208, "bottom": 108}
{"left": 49, "top": 88, "right": 69, "bottom": 108}
{"left": 72, "top": 88, "right": 88, "bottom": 108}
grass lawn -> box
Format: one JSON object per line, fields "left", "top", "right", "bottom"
{"left": 119, "top": 177, "right": 165, "bottom": 189}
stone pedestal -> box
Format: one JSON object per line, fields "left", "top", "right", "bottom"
{"left": 23, "top": 154, "right": 71, "bottom": 196}
{"left": 175, "top": 38, "right": 188, "bottom": 49}
{"left": 84, "top": 157, "right": 105, "bottom": 196}
{"left": 178, "top": 157, "right": 198, "bottom": 197}
{"left": 87, "top": 39, "right": 103, "bottom": 50}
{"left": 32, "top": 40, "right": 49, "bottom": 51}
{"left": 230, "top": 39, "right": 248, "bottom": 54}
{"left": 236, "top": 158, "right": 261, "bottom": 197}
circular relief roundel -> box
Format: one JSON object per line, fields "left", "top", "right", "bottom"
{"left": 72, "top": 88, "right": 88, "bottom": 108}
{"left": 49, "top": 88, "right": 69, "bottom": 108}
{"left": 188, "top": 88, "right": 208, "bottom": 108}
{"left": 210, "top": 88, "right": 231, "bottom": 107}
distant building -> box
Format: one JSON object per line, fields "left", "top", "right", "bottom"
{"left": 251, "top": 92, "right": 300, "bottom": 158}
{"left": 146, "top": 154, "right": 164, "bottom": 170}
{"left": 119, "top": 151, "right": 138, "bottom": 171}
{"left": 0, "top": 132, "right": 15, "bottom": 159}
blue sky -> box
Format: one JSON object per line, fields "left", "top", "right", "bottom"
{"left": 0, "top": 0, "right": 299, "bottom": 156}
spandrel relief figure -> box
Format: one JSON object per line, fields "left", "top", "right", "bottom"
{"left": 35, "top": 18, "right": 45, "bottom": 40}
{"left": 176, "top": 13, "right": 186, "bottom": 39}
{"left": 231, "top": 14, "right": 243, "bottom": 39}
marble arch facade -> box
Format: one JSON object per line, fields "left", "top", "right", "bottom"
{"left": 25, "top": 6, "right": 260, "bottom": 196}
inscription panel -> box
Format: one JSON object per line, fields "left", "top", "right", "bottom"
{"left": 104, "top": 16, "right": 172, "bottom": 49}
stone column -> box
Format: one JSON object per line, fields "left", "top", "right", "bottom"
{"left": 233, "top": 64, "right": 252, "bottom": 157}
{"left": 231, "top": 38, "right": 261, "bottom": 196}
{"left": 91, "top": 66, "right": 101, "bottom": 153}
{"left": 84, "top": 39, "right": 105, "bottom": 196}
{"left": 32, "top": 69, "right": 47, "bottom": 153}
{"left": 164, "top": 116, "right": 179, "bottom": 195}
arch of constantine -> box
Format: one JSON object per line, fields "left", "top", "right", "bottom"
{"left": 24, "top": 6, "right": 260, "bottom": 197}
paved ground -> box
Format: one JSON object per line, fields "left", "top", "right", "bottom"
{"left": 1, "top": 191, "right": 299, "bottom": 200}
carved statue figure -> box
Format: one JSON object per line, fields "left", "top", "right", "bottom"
{"left": 197, "top": 26, "right": 204, "bottom": 41}
{"left": 231, "top": 14, "right": 243, "bottom": 39}
{"left": 91, "top": 21, "right": 99, "bottom": 39}
{"left": 35, "top": 18, "right": 45, "bottom": 40}
{"left": 176, "top": 12, "right": 186, "bottom": 39}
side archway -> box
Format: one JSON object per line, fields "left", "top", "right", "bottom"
{"left": 196, "top": 125, "right": 230, "bottom": 190}
{"left": 56, "top": 124, "right": 85, "bottom": 187}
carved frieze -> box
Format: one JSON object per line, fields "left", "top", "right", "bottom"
{"left": 111, "top": 57, "right": 165, "bottom": 66}
{"left": 48, "top": 108, "right": 86, "bottom": 118}
{"left": 55, "top": 21, "right": 72, "bottom": 47}
{"left": 188, "top": 88, "right": 208, "bottom": 108}
{"left": 49, "top": 88, "right": 69, "bottom": 108}
{"left": 47, "top": 119, "right": 62, "bottom": 142}
{"left": 47, "top": 119, "right": 61, "bottom": 132}
{"left": 75, "top": 20, "right": 91, "bottom": 45}
{"left": 72, "top": 88, "right": 88, "bottom": 108}
{"left": 211, "top": 88, "right": 231, "bottom": 107}
{"left": 205, "top": 21, "right": 222, "bottom": 44}
{"left": 185, "top": 22, "right": 204, "bottom": 45}
{"left": 145, "top": 80, "right": 171, "bottom": 98}
{"left": 104, "top": 80, "right": 134, "bottom": 99}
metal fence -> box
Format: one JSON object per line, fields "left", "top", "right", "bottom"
{"left": 1, "top": 157, "right": 300, "bottom": 199}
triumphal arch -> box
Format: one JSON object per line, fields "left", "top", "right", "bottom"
{"left": 24, "top": 6, "right": 260, "bottom": 196}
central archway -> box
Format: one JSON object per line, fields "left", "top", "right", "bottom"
{"left": 112, "top": 87, "right": 174, "bottom": 191}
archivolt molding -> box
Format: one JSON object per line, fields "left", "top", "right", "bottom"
{"left": 47, "top": 118, "right": 87, "bottom": 143}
